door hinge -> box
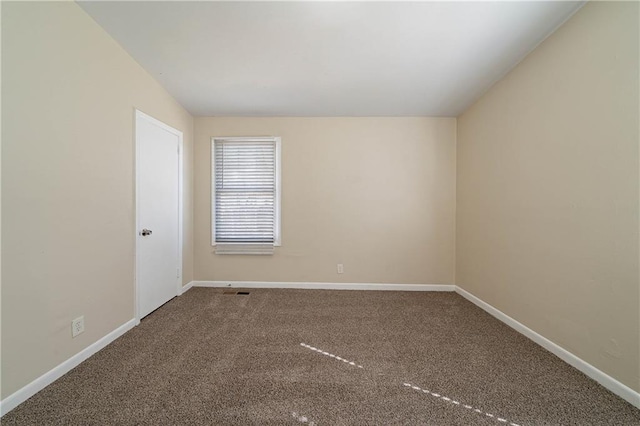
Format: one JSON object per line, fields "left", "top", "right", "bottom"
{"left": 177, "top": 268, "right": 181, "bottom": 278}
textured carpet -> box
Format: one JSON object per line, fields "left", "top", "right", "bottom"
{"left": 3, "top": 288, "right": 639, "bottom": 425}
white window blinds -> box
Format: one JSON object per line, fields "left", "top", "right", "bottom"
{"left": 212, "top": 137, "right": 280, "bottom": 254}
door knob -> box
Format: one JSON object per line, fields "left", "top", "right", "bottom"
{"left": 140, "top": 229, "right": 152, "bottom": 236}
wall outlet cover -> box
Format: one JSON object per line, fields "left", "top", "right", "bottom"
{"left": 72, "top": 316, "right": 85, "bottom": 338}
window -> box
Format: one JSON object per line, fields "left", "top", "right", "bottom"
{"left": 212, "top": 137, "right": 281, "bottom": 254}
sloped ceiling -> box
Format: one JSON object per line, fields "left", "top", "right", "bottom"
{"left": 79, "top": 1, "right": 584, "bottom": 116}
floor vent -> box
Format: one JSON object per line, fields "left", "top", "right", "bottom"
{"left": 237, "top": 291, "right": 250, "bottom": 295}
{"left": 222, "top": 290, "right": 250, "bottom": 295}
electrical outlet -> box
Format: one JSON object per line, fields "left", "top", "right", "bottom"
{"left": 337, "top": 263, "right": 344, "bottom": 274}
{"left": 72, "top": 316, "right": 85, "bottom": 338}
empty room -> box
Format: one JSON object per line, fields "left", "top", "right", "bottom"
{"left": 1, "top": 1, "right": 639, "bottom": 424}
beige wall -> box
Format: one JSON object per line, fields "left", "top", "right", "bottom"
{"left": 1, "top": 2, "right": 194, "bottom": 398}
{"left": 457, "top": 1, "right": 639, "bottom": 392}
{"left": 195, "top": 117, "right": 456, "bottom": 285}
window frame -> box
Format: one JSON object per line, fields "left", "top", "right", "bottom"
{"left": 211, "top": 136, "right": 281, "bottom": 247}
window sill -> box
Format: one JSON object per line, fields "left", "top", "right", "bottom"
{"left": 214, "top": 243, "right": 275, "bottom": 255}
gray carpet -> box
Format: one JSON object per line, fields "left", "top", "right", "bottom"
{"left": 3, "top": 288, "right": 639, "bottom": 425}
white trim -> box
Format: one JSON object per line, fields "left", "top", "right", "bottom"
{"left": 274, "top": 137, "right": 281, "bottom": 246}
{"left": 134, "top": 109, "right": 184, "bottom": 322}
{"left": 178, "top": 281, "right": 195, "bottom": 296}
{"left": 455, "top": 286, "right": 640, "bottom": 409}
{"left": 193, "top": 280, "right": 455, "bottom": 292}
{"left": 0, "top": 318, "right": 137, "bottom": 417}
{"left": 177, "top": 126, "right": 184, "bottom": 292}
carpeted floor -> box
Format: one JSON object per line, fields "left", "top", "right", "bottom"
{"left": 3, "top": 288, "right": 640, "bottom": 425}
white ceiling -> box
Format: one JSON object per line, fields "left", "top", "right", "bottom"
{"left": 78, "top": 1, "right": 583, "bottom": 117}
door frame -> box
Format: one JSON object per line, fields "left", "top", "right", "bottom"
{"left": 134, "top": 109, "right": 184, "bottom": 324}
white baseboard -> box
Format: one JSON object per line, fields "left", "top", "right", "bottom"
{"left": 178, "top": 280, "right": 194, "bottom": 295}
{"left": 192, "top": 280, "right": 455, "bottom": 292}
{"left": 0, "top": 318, "right": 137, "bottom": 417}
{"left": 455, "top": 286, "right": 640, "bottom": 409}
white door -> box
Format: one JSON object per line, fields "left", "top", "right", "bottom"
{"left": 136, "top": 110, "right": 182, "bottom": 319}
